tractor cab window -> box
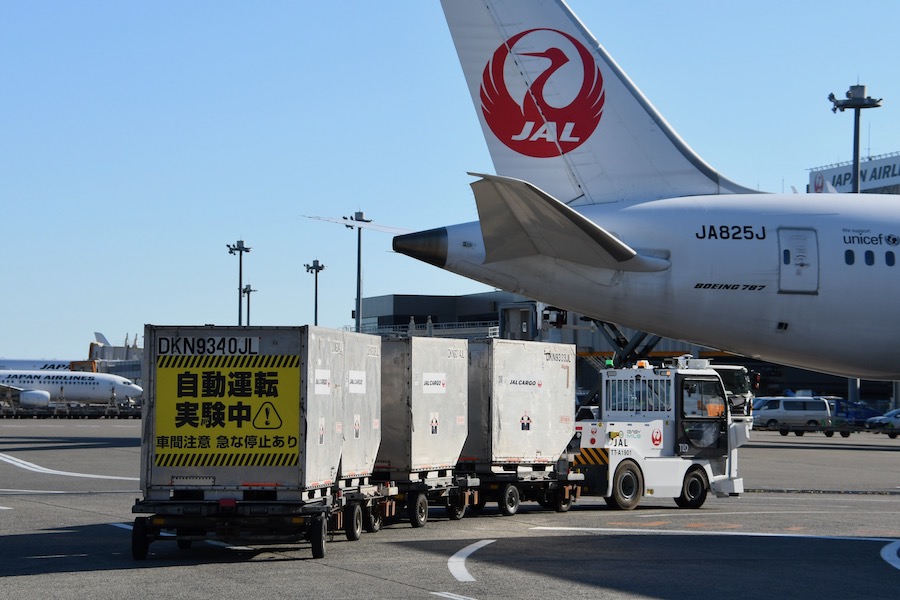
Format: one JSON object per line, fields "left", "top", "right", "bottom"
{"left": 682, "top": 379, "right": 726, "bottom": 418}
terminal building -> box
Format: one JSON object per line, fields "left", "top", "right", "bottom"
{"left": 808, "top": 152, "right": 900, "bottom": 195}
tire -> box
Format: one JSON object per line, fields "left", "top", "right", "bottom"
{"left": 408, "top": 493, "right": 428, "bottom": 528}
{"left": 344, "top": 503, "right": 362, "bottom": 541}
{"left": 840, "top": 431, "right": 851, "bottom": 438}
{"left": 794, "top": 430, "right": 804, "bottom": 436}
{"left": 611, "top": 461, "right": 643, "bottom": 510}
{"left": 674, "top": 468, "right": 709, "bottom": 509}
{"left": 363, "top": 506, "right": 382, "bottom": 533}
{"left": 889, "top": 433, "right": 898, "bottom": 439}
{"left": 131, "top": 517, "right": 150, "bottom": 561}
{"left": 779, "top": 429, "right": 789, "bottom": 437}
{"left": 554, "top": 489, "right": 573, "bottom": 513}
{"left": 766, "top": 419, "right": 778, "bottom": 431}
{"left": 446, "top": 499, "right": 466, "bottom": 521}
{"left": 824, "top": 430, "right": 834, "bottom": 438}
{"left": 310, "top": 515, "right": 326, "bottom": 559}
{"left": 498, "top": 484, "right": 520, "bottom": 516}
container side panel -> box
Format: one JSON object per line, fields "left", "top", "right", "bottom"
{"left": 376, "top": 341, "right": 412, "bottom": 472}
{"left": 408, "top": 337, "right": 469, "bottom": 471}
{"left": 144, "top": 326, "right": 313, "bottom": 491}
{"left": 339, "top": 331, "right": 382, "bottom": 478}
{"left": 465, "top": 339, "right": 576, "bottom": 465}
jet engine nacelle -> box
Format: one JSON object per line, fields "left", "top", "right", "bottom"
{"left": 19, "top": 390, "right": 52, "bottom": 407}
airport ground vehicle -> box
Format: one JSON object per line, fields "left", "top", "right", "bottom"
{"left": 0, "top": 400, "right": 141, "bottom": 419}
{"left": 752, "top": 396, "right": 832, "bottom": 436}
{"left": 711, "top": 364, "right": 755, "bottom": 415}
{"left": 571, "top": 356, "right": 750, "bottom": 510}
{"left": 132, "top": 325, "right": 387, "bottom": 560}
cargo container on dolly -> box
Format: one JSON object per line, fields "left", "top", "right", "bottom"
{"left": 131, "top": 325, "right": 385, "bottom": 560}
{"left": 459, "top": 339, "right": 583, "bottom": 516}
{"left": 372, "top": 337, "right": 476, "bottom": 527}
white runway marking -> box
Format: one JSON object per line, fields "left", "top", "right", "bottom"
{"left": 448, "top": 539, "right": 495, "bottom": 582}
{"left": 0, "top": 452, "right": 138, "bottom": 481}
{"left": 881, "top": 540, "right": 900, "bottom": 571}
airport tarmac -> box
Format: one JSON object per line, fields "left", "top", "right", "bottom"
{"left": 0, "top": 421, "right": 897, "bottom": 599}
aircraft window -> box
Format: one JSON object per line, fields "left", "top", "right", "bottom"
{"left": 844, "top": 250, "right": 855, "bottom": 265}
{"left": 865, "top": 250, "right": 875, "bottom": 266}
{"left": 888, "top": 251, "right": 896, "bottom": 267}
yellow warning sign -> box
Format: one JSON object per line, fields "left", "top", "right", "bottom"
{"left": 153, "top": 355, "right": 300, "bottom": 467}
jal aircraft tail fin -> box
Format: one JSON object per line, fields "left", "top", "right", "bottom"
{"left": 440, "top": 0, "right": 757, "bottom": 205}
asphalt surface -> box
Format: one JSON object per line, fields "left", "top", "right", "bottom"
{"left": 0, "top": 421, "right": 898, "bottom": 600}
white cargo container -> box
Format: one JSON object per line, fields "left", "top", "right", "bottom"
{"left": 132, "top": 325, "right": 383, "bottom": 560}
{"left": 463, "top": 339, "right": 576, "bottom": 466}
{"left": 378, "top": 337, "right": 468, "bottom": 476}
{"left": 375, "top": 337, "right": 474, "bottom": 527}
{"left": 337, "top": 331, "right": 382, "bottom": 481}
{"left": 460, "top": 339, "right": 582, "bottom": 516}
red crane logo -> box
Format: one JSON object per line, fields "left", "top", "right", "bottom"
{"left": 480, "top": 28, "right": 604, "bottom": 158}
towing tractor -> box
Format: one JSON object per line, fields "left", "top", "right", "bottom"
{"left": 572, "top": 356, "right": 752, "bottom": 510}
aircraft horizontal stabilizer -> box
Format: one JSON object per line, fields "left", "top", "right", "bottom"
{"left": 470, "top": 173, "right": 670, "bottom": 272}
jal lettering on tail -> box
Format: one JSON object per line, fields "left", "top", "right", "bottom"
{"left": 481, "top": 29, "right": 604, "bottom": 158}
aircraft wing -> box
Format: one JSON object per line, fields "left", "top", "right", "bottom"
{"left": 470, "top": 173, "right": 670, "bottom": 272}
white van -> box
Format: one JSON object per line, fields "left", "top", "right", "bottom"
{"left": 752, "top": 397, "right": 832, "bottom": 435}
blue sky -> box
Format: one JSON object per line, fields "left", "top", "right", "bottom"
{"left": 2, "top": 1, "right": 899, "bottom": 359}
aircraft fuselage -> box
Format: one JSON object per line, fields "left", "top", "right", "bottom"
{"left": 437, "top": 193, "right": 900, "bottom": 379}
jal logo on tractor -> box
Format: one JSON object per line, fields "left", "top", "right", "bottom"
{"left": 480, "top": 28, "right": 605, "bottom": 158}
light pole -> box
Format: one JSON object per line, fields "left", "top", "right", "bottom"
{"left": 304, "top": 259, "right": 325, "bottom": 326}
{"left": 829, "top": 85, "right": 882, "bottom": 193}
{"left": 828, "top": 85, "right": 882, "bottom": 406}
{"left": 242, "top": 284, "right": 256, "bottom": 326}
{"left": 227, "top": 240, "right": 251, "bottom": 326}
{"left": 343, "top": 211, "right": 372, "bottom": 332}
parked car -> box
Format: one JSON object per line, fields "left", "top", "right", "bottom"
{"left": 752, "top": 396, "right": 831, "bottom": 436}
{"left": 866, "top": 408, "right": 900, "bottom": 439}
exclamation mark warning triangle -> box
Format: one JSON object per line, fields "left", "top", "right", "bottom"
{"left": 253, "top": 402, "right": 283, "bottom": 430}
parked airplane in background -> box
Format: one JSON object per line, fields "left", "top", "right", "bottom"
{"left": 393, "top": 0, "right": 900, "bottom": 380}
{"left": 0, "top": 370, "right": 143, "bottom": 407}
{"left": 0, "top": 333, "right": 130, "bottom": 372}
{"left": 0, "top": 359, "right": 71, "bottom": 371}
